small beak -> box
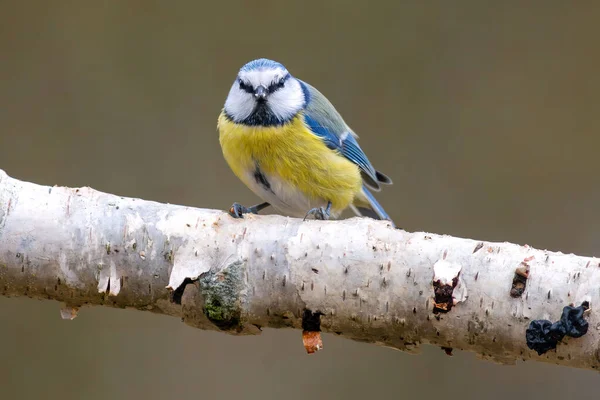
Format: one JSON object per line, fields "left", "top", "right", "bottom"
{"left": 254, "top": 85, "right": 267, "bottom": 100}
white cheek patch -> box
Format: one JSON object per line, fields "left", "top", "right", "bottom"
{"left": 268, "top": 79, "right": 305, "bottom": 121}
{"left": 224, "top": 85, "right": 255, "bottom": 121}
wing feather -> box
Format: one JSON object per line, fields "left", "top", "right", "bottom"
{"left": 299, "top": 80, "right": 391, "bottom": 190}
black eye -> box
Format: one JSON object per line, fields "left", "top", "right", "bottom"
{"left": 238, "top": 79, "right": 253, "bottom": 94}
{"left": 267, "top": 76, "right": 286, "bottom": 93}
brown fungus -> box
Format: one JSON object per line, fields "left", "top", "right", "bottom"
{"left": 510, "top": 262, "right": 530, "bottom": 298}
{"left": 302, "top": 309, "right": 324, "bottom": 354}
{"left": 432, "top": 259, "right": 464, "bottom": 314}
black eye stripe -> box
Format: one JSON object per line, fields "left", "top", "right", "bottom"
{"left": 267, "top": 73, "right": 290, "bottom": 93}
{"left": 238, "top": 79, "right": 254, "bottom": 94}
{"left": 238, "top": 73, "right": 290, "bottom": 95}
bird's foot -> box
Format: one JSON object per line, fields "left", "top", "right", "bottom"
{"left": 303, "top": 202, "right": 332, "bottom": 221}
{"left": 229, "top": 203, "right": 254, "bottom": 218}
{"left": 228, "top": 202, "right": 270, "bottom": 218}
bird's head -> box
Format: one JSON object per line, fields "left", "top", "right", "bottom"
{"left": 224, "top": 58, "right": 306, "bottom": 126}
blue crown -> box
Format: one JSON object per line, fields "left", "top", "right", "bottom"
{"left": 240, "top": 58, "right": 285, "bottom": 72}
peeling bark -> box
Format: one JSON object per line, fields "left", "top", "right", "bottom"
{"left": 0, "top": 169, "right": 599, "bottom": 371}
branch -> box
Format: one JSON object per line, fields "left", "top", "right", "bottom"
{"left": 0, "top": 169, "right": 598, "bottom": 371}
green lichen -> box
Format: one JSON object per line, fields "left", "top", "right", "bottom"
{"left": 204, "top": 298, "right": 230, "bottom": 322}
{"left": 200, "top": 260, "right": 244, "bottom": 331}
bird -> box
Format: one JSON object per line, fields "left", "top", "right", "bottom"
{"left": 217, "top": 58, "right": 395, "bottom": 227}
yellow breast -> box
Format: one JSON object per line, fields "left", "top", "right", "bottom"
{"left": 217, "top": 111, "right": 362, "bottom": 215}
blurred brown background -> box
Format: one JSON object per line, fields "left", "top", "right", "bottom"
{"left": 1, "top": 1, "right": 600, "bottom": 399}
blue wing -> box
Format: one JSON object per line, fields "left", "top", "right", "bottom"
{"left": 300, "top": 80, "right": 392, "bottom": 191}
{"left": 303, "top": 114, "right": 382, "bottom": 188}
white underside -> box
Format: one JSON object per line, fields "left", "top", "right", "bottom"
{"left": 242, "top": 169, "right": 336, "bottom": 218}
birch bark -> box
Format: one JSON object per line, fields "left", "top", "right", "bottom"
{"left": 0, "top": 169, "right": 598, "bottom": 371}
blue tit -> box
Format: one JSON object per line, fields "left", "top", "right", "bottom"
{"left": 217, "top": 58, "right": 395, "bottom": 227}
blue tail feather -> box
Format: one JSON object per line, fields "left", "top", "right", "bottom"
{"left": 352, "top": 186, "right": 395, "bottom": 227}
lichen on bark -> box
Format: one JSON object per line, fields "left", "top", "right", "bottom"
{"left": 200, "top": 260, "right": 245, "bottom": 331}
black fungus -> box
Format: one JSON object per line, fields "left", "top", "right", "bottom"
{"left": 560, "top": 302, "right": 589, "bottom": 338}
{"left": 302, "top": 309, "right": 323, "bottom": 332}
{"left": 526, "top": 320, "right": 566, "bottom": 355}
{"left": 526, "top": 302, "right": 589, "bottom": 355}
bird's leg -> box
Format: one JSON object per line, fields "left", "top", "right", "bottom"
{"left": 304, "top": 201, "right": 332, "bottom": 221}
{"left": 228, "top": 202, "right": 270, "bottom": 218}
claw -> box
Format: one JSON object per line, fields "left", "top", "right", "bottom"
{"left": 303, "top": 207, "right": 329, "bottom": 221}
{"left": 228, "top": 202, "right": 270, "bottom": 219}
{"left": 229, "top": 202, "right": 251, "bottom": 218}
{"left": 303, "top": 202, "right": 332, "bottom": 221}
